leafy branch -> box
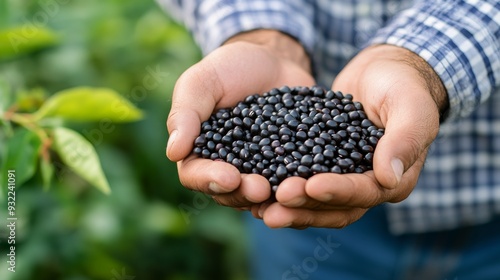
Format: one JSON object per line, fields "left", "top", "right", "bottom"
{"left": 0, "top": 86, "right": 144, "bottom": 197}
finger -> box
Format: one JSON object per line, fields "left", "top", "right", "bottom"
{"left": 251, "top": 200, "right": 273, "bottom": 219}
{"left": 332, "top": 50, "right": 440, "bottom": 190}
{"left": 262, "top": 203, "right": 368, "bottom": 229}
{"left": 177, "top": 154, "right": 241, "bottom": 194}
{"left": 274, "top": 176, "right": 310, "bottom": 207}
{"left": 304, "top": 172, "right": 383, "bottom": 208}
{"left": 366, "top": 63, "right": 440, "bottom": 189}
{"left": 373, "top": 99, "right": 438, "bottom": 189}
{"left": 166, "top": 63, "right": 222, "bottom": 162}
{"left": 211, "top": 174, "right": 271, "bottom": 207}
{"left": 304, "top": 155, "right": 425, "bottom": 208}
{"left": 386, "top": 150, "right": 427, "bottom": 203}
{"left": 275, "top": 176, "right": 356, "bottom": 210}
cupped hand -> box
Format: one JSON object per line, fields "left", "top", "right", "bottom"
{"left": 167, "top": 35, "right": 314, "bottom": 208}
{"left": 255, "top": 44, "right": 448, "bottom": 228}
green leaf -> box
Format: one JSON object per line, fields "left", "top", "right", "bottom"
{"left": 0, "top": 25, "right": 58, "bottom": 60}
{"left": 16, "top": 87, "right": 47, "bottom": 113}
{"left": 40, "top": 157, "right": 54, "bottom": 191}
{"left": 0, "top": 128, "right": 41, "bottom": 188}
{"left": 0, "top": 79, "right": 13, "bottom": 134}
{"left": 52, "top": 127, "right": 111, "bottom": 194}
{"left": 34, "top": 87, "right": 143, "bottom": 122}
{"left": 0, "top": 78, "right": 11, "bottom": 114}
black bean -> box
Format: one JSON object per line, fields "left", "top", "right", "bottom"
{"left": 291, "top": 151, "right": 303, "bottom": 160}
{"left": 285, "top": 162, "right": 299, "bottom": 174}
{"left": 296, "top": 131, "right": 308, "bottom": 141}
{"left": 350, "top": 152, "right": 363, "bottom": 163}
{"left": 206, "top": 141, "right": 216, "bottom": 151}
{"left": 298, "top": 145, "right": 309, "bottom": 154}
{"left": 338, "top": 149, "right": 349, "bottom": 157}
{"left": 311, "top": 163, "right": 323, "bottom": 173}
{"left": 193, "top": 147, "right": 202, "bottom": 155}
{"left": 338, "top": 159, "right": 350, "bottom": 169}
{"left": 259, "top": 138, "right": 271, "bottom": 147}
{"left": 194, "top": 135, "right": 206, "bottom": 147}
{"left": 343, "top": 142, "right": 355, "bottom": 151}
{"left": 313, "top": 153, "right": 325, "bottom": 164}
{"left": 361, "top": 119, "right": 373, "bottom": 128}
{"left": 361, "top": 145, "right": 374, "bottom": 153}
{"left": 239, "top": 149, "right": 250, "bottom": 160}
{"left": 333, "top": 115, "right": 345, "bottom": 123}
{"left": 304, "top": 139, "right": 315, "bottom": 148}
{"left": 263, "top": 150, "right": 275, "bottom": 159}
{"left": 368, "top": 136, "right": 379, "bottom": 146}
{"left": 192, "top": 86, "right": 384, "bottom": 192}
{"left": 283, "top": 142, "right": 296, "bottom": 152}
{"left": 301, "top": 155, "right": 313, "bottom": 167}
{"left": 261, "top": 168, "right": 272, "bottom": 178}
{"left": 249, "top": 143, "right": 260, "bottom": 153}
{"left": 297, "top": 165, "right": 311, "bottom": 178}
{"left": 276, "top": 165, "right": 287, "bottom": 180}
{"left": 297, "top": 123, "right": 309, "bottom": 131}
{"left": 218, "top": 148, "right": 228, "bottom": 159}
{"left": 312, "top": 145, "right": 323, "bottom": 154}
{"left": 201, "top": 149, "right": 211, "bottom": 159}
{"left": 275, "top": 146, "right": 285, "bottom": 156}
{"left": 331, "top": 165, "right": 342, "bottom": 174}
{"left": 271, "top": 140, "right": 281, "bottom": 149}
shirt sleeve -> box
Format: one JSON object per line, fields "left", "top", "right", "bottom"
{"left": 369, "top": 0, "right": 500, "bottom": 121}
{"left": 155, "top": 0, "right": 315, "bottom": 56}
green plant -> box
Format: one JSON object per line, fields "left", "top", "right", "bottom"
{"left": 0, "top": 85, "right": 143, "bottom": 195}
{"left": 0, "top": 1, "right": 248, "bottom": 279}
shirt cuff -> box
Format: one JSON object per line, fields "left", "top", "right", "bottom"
{"left": 190, "top": 1, "right": 315, "bottom": 57}
{"left": 369, "top": 0, "right": 500, "bottom": 121}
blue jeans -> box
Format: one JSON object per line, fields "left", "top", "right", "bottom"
{"left": 245, "top": 205, "right": 500, "bottom": 280}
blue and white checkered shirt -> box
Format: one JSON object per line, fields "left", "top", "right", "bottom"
{"left": 158, "top": 0, "right": 500, "bottom": 234}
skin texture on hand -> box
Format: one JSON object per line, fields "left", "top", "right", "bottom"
{"left": 256, "top": 44, "right": 448, "bottom": 229}
{"left": 166, "top": 30, "right": 314, "bottom": 208}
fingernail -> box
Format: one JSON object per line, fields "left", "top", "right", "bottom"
{"left": 280, "top": 223, "right": 292, "bottom": 228}
{"left": 166, "top": 130, "right": 178, "bottom": 158}
{"left": 391, "top": 158, "right": 404, "bottom": 186}
{"left": 321, "top": 193, "right": 333, "bottom": 202}
{"left": 287, "top": 197, "right": 306, "bottom": 207}
{"left": 209, "top": 182, "right": 224, "bottom": 193}
{"left": 258, "top": 204, "right": 268, "bottom": 218}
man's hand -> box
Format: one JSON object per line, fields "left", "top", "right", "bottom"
{"left": 255, "top": 44, "right": 448, "bottom": 229}
{"left": 166, "top": 30, "right": 314, "bottom": 208}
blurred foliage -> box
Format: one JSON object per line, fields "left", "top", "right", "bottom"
{"left": 0, "top": 0, "right": 249, "bottom": 279}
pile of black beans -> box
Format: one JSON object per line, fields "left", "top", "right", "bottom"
{"left": 193, "top": 86, "right": 384, "bottom": 192}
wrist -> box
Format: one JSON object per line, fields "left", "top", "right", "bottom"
{"left": 223, "top": 29, "right": 311, "bottom": 74}
{"left": 369, "top": 45, "right": 449, "bottom": 121}
{"left": 399, "top": 47, "right": 449, "bottom": 121}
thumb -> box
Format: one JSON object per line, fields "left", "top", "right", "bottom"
{"left": 372, "top": 99, "right": 439, "bottom": 189}
{"left": 166, "top": 64, "right": 221, "bottom": 162}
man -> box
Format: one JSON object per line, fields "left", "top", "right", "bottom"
{"left": 160, "top": 1, "right": 500, "bottom": 278}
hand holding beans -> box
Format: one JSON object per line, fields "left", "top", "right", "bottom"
{"left": 166, "top": 34, "right": 448, "bottom": 229}
{"left": 166, "top": 37, "right": 315, "bottom": 208}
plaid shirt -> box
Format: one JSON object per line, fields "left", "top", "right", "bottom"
{"left": 158, "top": 0, "right": 500, "bottom": 234}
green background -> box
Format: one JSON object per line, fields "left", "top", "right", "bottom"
{"left": 0, "top": 0, "right": 249, "bottom": 279}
